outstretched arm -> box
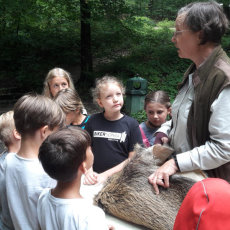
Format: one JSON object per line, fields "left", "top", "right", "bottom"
{"left": 96, "top": 151, "right": 134, "bottom": 184}
{"left": 86, "top": 151, "right": 134, "bottom": 185}
{"left": 154, "top": 120, "right": 172, "bottom": 145}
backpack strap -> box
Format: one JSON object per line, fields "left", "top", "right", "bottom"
{"left": 139, "top": 125, "right": 150, "bottom": 147}
{"left": 82, "top": 115, "right": 90, "bottom": 130}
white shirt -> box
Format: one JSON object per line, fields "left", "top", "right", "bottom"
{"left": 0, "top": 151, "right": 14, "bottom": 230}
{"left": 37, "top": 188, "right": 108, "bottom": 230}
{"left": 5, "top": 153, "right": 56, "bottom": 230}
{"left": 178, "top": 86, "right": 230, "bottom": 171}
{"left": 158, "top": 78, "right": 230, "bottom": 172}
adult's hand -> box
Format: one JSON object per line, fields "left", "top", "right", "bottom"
{"left": 148, "top": 159, "right": 178, "bottom": 194}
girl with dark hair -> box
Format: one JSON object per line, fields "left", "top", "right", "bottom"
{"left": 139, "top": 90, "right": 171, "bottom": 147}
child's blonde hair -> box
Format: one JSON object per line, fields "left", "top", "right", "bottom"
{"left": 43, "top": 67, "right": 75, "bottom": 98}
{"left": 144, "top": 90, "right": 171, "bottom": 110}
{"left": 92, "top": 75, "right": 125, "bottom": 105}
{"left": 54, "top": 88, "right": 84, "bottom": 114}
{"left": 14, "top": 94, "right": 65, "bottom": 137}
{"left": 0, "top": 111, "right": 15, "bottom": 147}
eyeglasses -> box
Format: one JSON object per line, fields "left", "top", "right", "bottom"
{"left": 173, "top": 30, "right": 191, "bottom": 37}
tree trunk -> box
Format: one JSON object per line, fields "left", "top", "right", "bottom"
{"left": 80, "top": 0, "right": 93, "bottom": 86}
{"left": 148, "top": 0, "right": 154, "bottom": 17}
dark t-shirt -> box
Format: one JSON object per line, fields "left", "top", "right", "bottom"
{"left": 85, "top": 113, "right": 143, "bottom": 173}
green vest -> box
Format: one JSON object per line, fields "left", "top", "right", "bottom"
{"left": 181, "top": 46, "right": 230, "bottom": 181}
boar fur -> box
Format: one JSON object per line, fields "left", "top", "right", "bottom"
{"left": 94, "top": 144, "right": 195, "bottom": 230}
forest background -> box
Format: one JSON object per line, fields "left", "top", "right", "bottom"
{"left": 1, "top": 0, "right": 230, "bottom": 121}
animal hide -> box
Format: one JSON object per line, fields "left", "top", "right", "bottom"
{"left": 94, "top": 145, "right": 195, "bottom": 230}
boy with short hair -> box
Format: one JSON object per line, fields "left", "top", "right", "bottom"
{"left": 0, "top": 111, "right": 21, "bottom": 230}
{"left": 3, "top": 94, "right": 65, "bottom": 230}
{"left": 38, "top": 126, "right": 111, "bottom": 230}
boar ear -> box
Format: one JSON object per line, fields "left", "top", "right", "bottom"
{"left": 152, "top": 144, "right": 174, "bottom": 165}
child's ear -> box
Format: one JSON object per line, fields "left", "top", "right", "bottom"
{"left": 40, "top": 125, "right": 50, "bottom": 139}
{"left": 168, "top": 107, "right": 172, "bottom": 115}
{"left": 96, "top": 98, "right": 104, "bottom": 108}
{"left": 80, "top": 162, "right": 88, "bottom": 174}
{"left": 75, "top": 108, "right": 81, "bottom": 114}
{"left": 13, "top": 129, "right": 21, "bottom": 140}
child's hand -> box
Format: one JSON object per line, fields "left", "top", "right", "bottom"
{"left": 154, "top": 132, "right": 169, "bottom": 145}
{"left": 96, "top": 172, "right": 109, "bottom": 184}
{"left": 108, "top": 224, "right": 115, "bottom": 230}
{"left": 161, "top": 137, "right": 169, "bottom": 144}
{"left": 84, "top": 168, "right": 98, "bottom": 185}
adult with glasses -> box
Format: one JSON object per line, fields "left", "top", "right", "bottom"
{"left": 148, "top": 1, "right": 230, "bottom": 194}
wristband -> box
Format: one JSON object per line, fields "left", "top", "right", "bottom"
{"left": 172, "top": 155, "right": 180, "bottom": 172}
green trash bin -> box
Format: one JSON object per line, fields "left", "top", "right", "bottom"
{"left": 125, "top": 77, "right": 148, "bottom": 114}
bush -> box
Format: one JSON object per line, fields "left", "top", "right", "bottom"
{"left": 96, "top": 17, "right": 190, "bottom": 101}
{"left": 131, "top": 110, "right": 146, "bottom": 123}
{"left": 0, "top": 28, "right": 80, "bottom": 93}
{"left": 156, "top": 19, "right": 174, "bottom": 28}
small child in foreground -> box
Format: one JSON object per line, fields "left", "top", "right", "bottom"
{"left": 0, "top": 111, "right": 21, "bottom": 230}
{"left": 3, "top": 94, "right": 65, "bottom": 230}
{"left": 38, "top": 126, "right": 113, "bottom": 230}
{"left": 54, "top": 88, "right": 90, "bottom": 128}
{"left": 139, "top": 90, "right": 171, "bottom": 147}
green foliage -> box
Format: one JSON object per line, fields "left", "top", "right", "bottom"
{"left": 156, "top": 19, "right": 174, "bottom": 28}
{"left": 0, "top": 29, "right": 80, "bottom": 92}
{"left": 1, "top": 0, "right": 230, "bottom": 103}
{"left": 222, "top": 32, "right": 230, "bottom": 52}
{"left": 96, "top": 16, "right": 190, "bottom": 100}
{"left": 0, "top": 0, "right": 81, "bottom": 93}
{"left": 131, "top": 110, "right": 146, "bottom": 123}
{"left": 122, "top": 16, "right": 157, "bottom": 35}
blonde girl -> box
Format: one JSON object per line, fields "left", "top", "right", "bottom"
{"left": 43, "top": 67, "right": 87, "bottom": 115}
{"left": 43, "top": 67, "right": 75, "bottom": 98}
{"left": 84, "top": 75, "right": 143, "bottom": 185}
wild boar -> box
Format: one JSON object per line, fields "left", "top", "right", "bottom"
{"left": 94, "top": 144, "right": 196, "bottom": 230}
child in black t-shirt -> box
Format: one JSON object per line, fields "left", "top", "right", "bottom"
{"left": 84, "top": 75, "right": 143, "bottom": 185}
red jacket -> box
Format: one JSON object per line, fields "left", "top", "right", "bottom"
{"left": 174, "top": 178, "right": 230, "bottom": 230}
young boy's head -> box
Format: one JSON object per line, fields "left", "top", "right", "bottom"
{"left": 0, "top": 111, "right": 21, "bottom": 151}
{"left": 39, "top": 126, "right": 93, "bottom": 182}
{"left": 54, "top": 88, "right": 84, "bottom": 125}
{"left": 13, "top": 94, "right": 65, "bottom": 138}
